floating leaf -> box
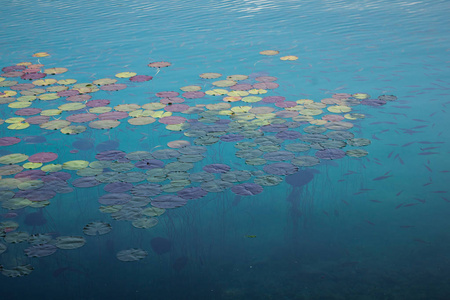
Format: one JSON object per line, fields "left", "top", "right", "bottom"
{"left": 55, "top": 236, "right": 86, "bottom": 249}
{"left": 116, "top": 248, "right": 148, "bottom": 261}
{"left": 83, "top": 221, "right": 112, "bottom": 236}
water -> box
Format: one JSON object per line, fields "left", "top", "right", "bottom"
{"left": 0, "top": 0, "right": 449, "bottom": 299}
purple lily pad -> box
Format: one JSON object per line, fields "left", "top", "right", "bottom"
{"left": 220, "top": 134, "right": 245, "bottom": 142}
{"left": 253, "top": 82, "right": 279, "bottom": 89}
{"left": 164, "top": 104, "right": 190, "bottom": 112}
{"left": 276, "top": 130, "right": 302, "bottom": 140}
{"left": 255, "top": 76, "right": 277, "bottom": 82}
{"left": 151, "top": 195, "right": 187, "bottom": 209}
{"left": 135, "top": 159, "right": 164, "bottom": 169}
{"left": 159, "top": 116, "right": 187, "bottom": 125}
{"left": 231, "top": 183, "right": 263, "bottom": 196}
{"left": 67, "top": 94, "right": 92, "bottom": 102}
{"left": 10, "top": 83, "right": 35, "bottom": 91}
{"left": 15, "top": 108, "right": 42, "bottom": 116}
{"left": 25, "top": 116, "right": 50, "bottom": 125}
{"left": 86, "top": 99, "right": 110, "bottom": 107}
{"left": 98, "top": 111, "right": 129, "bottom": 120}
{"left": 57, "top": 90, "right": 79, "bottom": 97}
{"left": 156, "top": 91, "right": 179, "bottom": 98}
{"left": 0, "top": 137, "right": 21, "bottom": 146}
{"left": 315, "top": 149, "right": 346, "bottom": 160}
{"left": 182, "top": 91, "right": 205, "bottom": 99}
{"left": 100, "top": 84, "right": 127, "bottom": 91}
{"left": 203, "top": 164, "right": 231, "bottom": 174}
{"left": 262, "top": 96, "right": 285, "bottom": 103}
{"left": 15, "top": 170, "right": 46, "bottom": 180}
{"left": 15, "top": 189, "right": 56, "bottom": 201}
{"left": 275, "top": 101, "right": 297, "bottom": 108}
{"left": 28, "top": 152, "right": 58, "bottom": 163}
{"left": 129, "top": 75, "right": 153, "bottom": 82}
{"left": 104, "top": 182, "right": 134, "bottom": 193}
{"left": 177, "top": 187, "right": 208, "bottom": 200}
{"left": 98, "top": 193, "right": 132, "bottom": 205}
{"left": 72, "top": 177, "right": 102, "bottom": 188}
{"left": 131, "top": 183, "right": 162, "bottom": 197}
{"left": 95, "top": 150, "right": 127, "bottom": 161}
{"left": 21, "top": 73, "right": 46, "bottom": 80}
{"left": 2, "top": 65, "right": 26, "bottom": 72}
{"left": 160, "top": 97, "right": 185, "bottom": 104}
{"left": 230, "top": 84, "right": 253, "bottom": 91}
{"left": 263, "top": 163, "right": 298, "bottom": 175}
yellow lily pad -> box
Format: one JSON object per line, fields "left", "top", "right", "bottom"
{"left": 328, "top": 105, "right": 351, "bottom": 113}
{"left": 212, "top": 80, "right": 236, "bottom": 87}
{"left": 23, "top": 162, "right": 43, "bottom": 169}
{"left": 89, "top": 107, "right": 112, "bottom": 114}
{"left": 0, "top": 153, "right": 29, "bottom": 164}
{"left": 93, "top": 78, "right": 117, "bottom": 86}
{"left": 61, "top": 125, "right": 86, "bottom": 135}
{"left": 17, "top": 95, "right": 36, "bottom": 102}
{"left": 58, "top": 79, "right": 77, "bottom": 85}
{"left": 231, "top": 106, "right": 252, "bottom": 113}
{"left": 40, "top": 109, "right": 62, "bottom": 116}
{"left": 199, "top": 73, "right": 222, "bottom": 79}
{"left": 280, "top": 55, "right": 298, "bottom": 61}
{"left": 46, "top": 85, "right": 68, "bottom": 93}
{"left": 5, "top": 117, "right": 26, "bottom": 123}
{"left": 248, "top": 89, "right": 267, "bottom": 95}
{"left": 44, "top": 68, "right": 68, "bottom": 75}
{"left": 37, "top": 93, "right": 60, "bottom": 101}
{"left": 32, "top": 52, "right": 50, "bottom": 57}
{"left": 0, "top": 90, "right": 17, "bottom": 97}
{"left": 228, "top": 91, "right": 249, "bottom": 97}
{"left": 180, "top": 85, "right": 201, "bottom": 92}
{"left": 41, "top": 164, "right": 62, "bottom": 172}
{"left": 259, "top": 50, "right": 279, "bottom": 56}
{"left": 141, "top": 103, "right": 165, "bottom": 110}
{"left": 242, "top": 96, "right": 262, "bottom": 103}
{"left": 89, "top": 120, "right": 120, "bottom": 129}
{"left": 148, "top": 111, "right": 172, "bottom": 118}
{"left": 33, "top": 79, "right": 57, "bottom": 86}
{"left": 115, "top": 72, "right": 137, "bottom": 78}
{"left": 7, "top": 122, "right": 30, "bottom": 130}
{"left": 62, "top": 160, "right": 89, "bottom": 170}
{"left": 205, "top": 89, "right": 229, "bottom": 96}
{"left": 40, "top": 120, "right": 71, "bottom": 130}
{"left": 114, "top": 104, "right": 140, "bottom": 112}
{"left": 223, "top": 96, "right": 241, "bottom": 102}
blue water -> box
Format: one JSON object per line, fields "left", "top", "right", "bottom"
{"left": 0, "top": 0, "right": 449, "bottom": 299}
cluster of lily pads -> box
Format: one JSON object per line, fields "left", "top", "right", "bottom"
{"left": 0, "top": 51, "right": 396, "bottom": 276}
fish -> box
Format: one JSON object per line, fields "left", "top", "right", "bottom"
{"left": 373, "top": 175, "right": 392, "bottom": 181}
{"left": 245, "top": 235, "right": 257, "bottom": 238}
{"left": 403, "top": 203, "right": 419, "bottom": 207}
{"left": 396, "top": 190, "right": 404, "bottom": 196}
{"left": 395, "top": 203, "right": 404, "bottom": 209}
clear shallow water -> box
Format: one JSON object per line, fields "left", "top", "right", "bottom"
{"left": 0, "top": 0, "right": 449, "bottom": 299}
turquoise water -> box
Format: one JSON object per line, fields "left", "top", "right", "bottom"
{"left": 0, "top": 0, "right": 449, "bottom": 299}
